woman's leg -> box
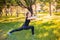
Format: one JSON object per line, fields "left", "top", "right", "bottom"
{"left": 29, "top": 26, "right": 34, "bottom": 35}
{"left": 10, "top": 27, "right": 23, "bottom": 33}
{"left": 24, "top": 26, "right": 34, "bottom": 35}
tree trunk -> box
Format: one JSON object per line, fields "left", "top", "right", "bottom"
{"left": 16, "top": 6, "right": 19, "bottom": 17}
{"left": 10, "top": 8, "right": 12, "bottom": 16}
{"left": 35, "top": 3, "right": 37, "bottom": 15}
{"left": 6, "top": 13, "right": 7, "bottom": 16}
{"left": 16, "top": 12, "right": 19, "bottom": 17}
{"left": 6, "top": 10, "right": 8, "bottom": 16}
{"left": 16, "top": 10, "right": 19, "bottom": 17}
{"left": 5, "top": 8, "right": 8, "bottom": 16}
{"left": 0, "top": 8, "right": 2, "bottom": 17}
{"left": 0, "top": 0, "right": 6, "bottom": 17}
{"left": 11, "top": 13, "right": 12, "bottom": 16}
{"left": 10, "top": 10, "right": 12, "bottom": 16}
{"left": 49, "top": 2, "right": 52, "bottom": 16}
{"left": 27, "top": 6, "right": 33, "bottom": 16}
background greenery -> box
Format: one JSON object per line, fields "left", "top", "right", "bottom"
{"left": 0, "top": 0, "right": 60, "bottom": 40}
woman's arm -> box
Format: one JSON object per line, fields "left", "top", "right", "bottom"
{"left": 27, "top": 16, "right": 42, "bottom": 21}
{"left": 27, "top": 16, "right": 42, "bottom": 20}
{"left": 27, "top": 16, "right": 37, "bottom": 20}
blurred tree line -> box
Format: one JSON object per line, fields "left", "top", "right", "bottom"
{"left": 0, "top": 0, "right": 60, "bottom": 17}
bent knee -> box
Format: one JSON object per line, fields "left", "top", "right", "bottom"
{"left": 30, "top": 26, "right": 34, "bottom": 28}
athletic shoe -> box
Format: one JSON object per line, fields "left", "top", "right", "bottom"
{"left": 7, "top": 29, "right": 13, "bottom": 35}
{"left": 7, "top": 32, "right": 11, "bottom": 35}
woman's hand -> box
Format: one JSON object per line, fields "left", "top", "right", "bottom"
{"left": 27, "top": 16, "right": 37, "bottom": 20}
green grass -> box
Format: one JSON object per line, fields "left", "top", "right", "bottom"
{"left": 0, "top": 13, "right": 60, "bottom": 40}
{"left": 0, "top": 19, "right": 60, "bottom": 40}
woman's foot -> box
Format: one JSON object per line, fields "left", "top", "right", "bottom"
{"left": 7, "top": 29, "right": 13, "bottom": 35}
{"left": 7, "top": 32, "right": 11, "bottom": 35}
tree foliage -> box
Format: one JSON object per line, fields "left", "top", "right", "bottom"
{"left": 0, "top": 0, "right": 6, "bottom": 16}
{"left": 15, "top": 0, "right": 36, "bottom": 15}
{"left": 40, "top": 0, "right": 53, "bottom": 2}
{"left": 56, "top": 0, "right": 60, "bottom": 9}
{"left": 15, "top": 0, "right": 36, "bottom": 8}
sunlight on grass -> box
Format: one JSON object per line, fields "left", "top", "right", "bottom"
{"left": 25, "top": 34, "right": 30, "bottom": 39}
{"left": 2, "top": 34, "right": 7, "bottom": 37}
{"left": 43, "top": 32, "right": 49, "bottom": 37}
{"left": 0, "top": 30, "right": 2, "bottom": 32}
{"left": 44, "top": 26, "right": 57, "bottom": 30}
{"left": 53, "top": 30, "right": 59, "bottom": 34}
{"left": 37, "top": 34, "right": 43, "bottom": 38}
{"left": 35, "top": 21, "right": 42, "bottom": 25}
{"left": 53, "top": 30, "right": 60, "bottom": 40}
{"left": 0, "top": 13, "right": 60, "bottom": 40}
{"left": 37, "top": 32, "right": 49, "bottom": 38}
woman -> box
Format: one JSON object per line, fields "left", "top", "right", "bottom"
{"left": 8, "top": 12, "right": 36, "bottom": 35}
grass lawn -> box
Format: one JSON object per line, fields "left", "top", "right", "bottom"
{"left": 0, "top": 13, "right": 60, "bottom": 40}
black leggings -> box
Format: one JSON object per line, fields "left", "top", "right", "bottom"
{"left": 10, "top": 26, "right": 34, "bottom": 35}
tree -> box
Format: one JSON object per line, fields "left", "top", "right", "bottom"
{"left": 56, "top": 0, "right": 60, "bottom": 10}
{"left": 0, "top": 0, "right": 11, "bottom": 17}
{"left": 0, "top": 0, "right": 6, "bottom": 17}
{"left": 0, "top": 0, "right": 36, "bottom": 17}
{"left": 39, "top": 0, "right": 54, "bottom": 16}
{"left": 15, "top": 0, "right": 36, "bottom": 16}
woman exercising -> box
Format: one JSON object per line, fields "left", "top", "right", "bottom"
{"left": 8, "top": 12, "right": 36, "bottom": 35}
